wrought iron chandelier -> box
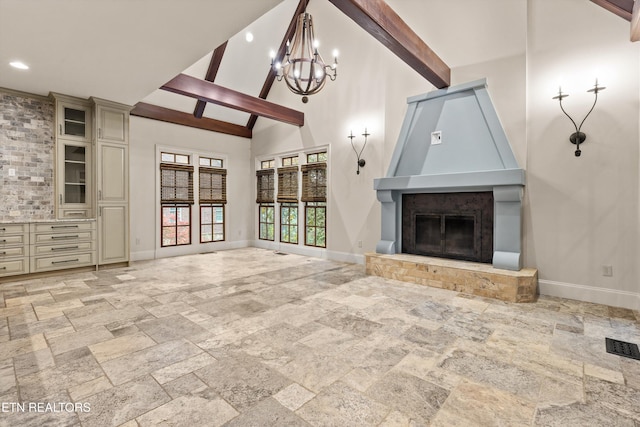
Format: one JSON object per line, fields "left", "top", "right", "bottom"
{"left": 271, "top": 9, "right": 338, "bottom": 103}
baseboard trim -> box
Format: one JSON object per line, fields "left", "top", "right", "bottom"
{"left": 250, "top": 240, "right": 365, "bottom": 265}
{"left": 538, "top": 279, "right": 640, "bottom": 311}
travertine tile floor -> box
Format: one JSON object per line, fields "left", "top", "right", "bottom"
{"left": 1, "top": 248, "right": 639, "bottom": 426}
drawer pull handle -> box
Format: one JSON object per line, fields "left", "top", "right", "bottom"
{"left": 67, "top": 213, "right": 85, "bottom": 216}
{"left": 51, "top": 225, "right": 79, "bottom": 229}
{"left": 52, "top": 246, "right": 79, "bottom": 251}
{"left": 0, "top": 228, "right": 5, "bottom": 231}
{"left": 52, "top": 259, "right": 79, "bottom": 265}
{"left": 51, "top": 235, "right": 79, "bottom": 240}
{"left": 0, "top": 240, "right": 6, "bottom": 243}
{"left": 0, "top": 267, "right": 6, "bottom": 270}
{"left": 0, "top": 251, "right": 6, "bottom": 255}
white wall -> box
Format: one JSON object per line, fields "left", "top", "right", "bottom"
{"left": 252, "top": 0, "right": 640, "bottom": 309}
{"left": 129, "top": 116, "right": 253, "bottom": 261}
{"left": 527, "top": 0, "right": 640, "bottom": 308}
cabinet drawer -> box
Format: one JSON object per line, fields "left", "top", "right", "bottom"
{"left": 0, "top": 258, "right": 29, "bottom": 277}
{"left": 0, "top": 234, "right": 27, "bottom": 246}
{"left": 59, "top": 209, "right": 91, "bottom": 219}
{"left": 32, "top": 222, "right": 95, "bottom": 233}
{"left": 32, "top": 231, "right": 93, "bottom": 244}
{"left": 32, "top": 241, "right": 94, "bottom": 256}
{"left": 31, "top": 252, "right": 95, "bottom": 273}
{"left": 0, "top": 224, "right": 27, "bottom": 234}
{"left": 0, "top": 246, "right": 27, "bottom": 258}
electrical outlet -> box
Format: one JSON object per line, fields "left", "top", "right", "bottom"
{"left": 8, "top": 168, "right": 15, "bottom": 176}
{"left": 602, "top": 265, "right": 613, "bottom": 277}
{"left": 135, "top": 238, "right": 140, "bottom": 246}
{"left": 358, "top": 240, "right": 362, "bottom": 248}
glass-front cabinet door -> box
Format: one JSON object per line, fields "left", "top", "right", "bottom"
{"left": 57, "top": 141, "right": 92, "bottom": 218}
{"left": 51, "top": 93, "right": 92, "bottom": 142}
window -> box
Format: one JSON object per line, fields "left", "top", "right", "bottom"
{"left": 261, "top": 159, "right": 275, "bottom": 169}
{"left": 282, "top": 155, "right": 299, "bottom": 167}
{"left": 281, "top": 203, "right": 298, "bottom": 244}
{"left": 200, "top": 157, "right": 223, "bottom": 168}
{"left": 306, "top": 151, "right": 327, "bottom": 163}
{"left": 199, "top": 158, "right": 226, "bottom": 243}
{"left": 161, "top": 152, "right": 190, "bottom": 164}
{"left": 256, "top": 168, "right": 275, "bottom": 241}
{"left": 277, "top": 165, "right": 299, "bottom": 244}
{"left": 160, "top": 157, "right": 194, "bottom": 247}
{"left": 301, "top": 163, "right": 326, "bottom": 202}
{"left": 302, "top": 160, "right": 327, "bottom": 248}
{"left": 305, "top": 202, "right": 326, "bottom": 247}
{"left": 201, "top": 205, "right": 224, "bottom": 242}
{"left": 259, "top": 204, "right": 275, "bottom": 241}
{"left": 162, "top": 205, "right": 191, "bottom": 246}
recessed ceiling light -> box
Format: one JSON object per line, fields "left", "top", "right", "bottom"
{"left": 10, "top": 61, "right": 29, "bottom": 70}
{"left": 245, "top": 32, "right": 254, "bottom": 43}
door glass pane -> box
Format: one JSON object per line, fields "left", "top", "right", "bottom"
{"left": 65, "top": 184, "right": 85, "bottom": 204}
{"left": 65, "top": 145, "right": 86, "bottom": 162}
{"left": 64, "top": 107, "right": 86, "bottom": 136}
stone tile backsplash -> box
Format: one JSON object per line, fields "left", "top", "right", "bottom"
{"left": 0, "top": 90, "right": 55, "bottom": 221}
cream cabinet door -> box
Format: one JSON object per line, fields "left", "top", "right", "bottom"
{"left": 56, "top": 140, "right": 93, "bottom": 218}
{"left": 98, "top": 205, "right": 128, "bottom": 264}
{"left": 97, "top": 143, "right": 128, "bottom": 203}
{"left": 96, "top": 104, "right": 128, "bottom": 144}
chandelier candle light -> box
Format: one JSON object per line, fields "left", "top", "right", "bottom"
{"left": 552, "top": 79, "right": 605, "bottom": 157}
{"left": 271, "top": 10, "right": 338, "bottom": 103}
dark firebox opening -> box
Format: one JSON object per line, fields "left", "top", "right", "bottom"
{"left": 402, "top": 192, "right": 494, "bottom": 263}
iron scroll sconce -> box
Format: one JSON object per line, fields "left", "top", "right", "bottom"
{"left": 348, "top": 129, "right": 369, "bottom": 174}
{"left": 552, "top": 79, "right": 605, "bottom": 157}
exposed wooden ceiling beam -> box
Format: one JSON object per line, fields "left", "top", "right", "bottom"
{"left": 194, "top": 41, "right": 228, "bottom": 118}
{"left": 131, "top": 102, "right": 252, "bottom": 138}
{"left": 590, "top": 0, "right": 633, "bottom": 21}
{"left": 248, "top": 0, "right": 308, "bottom": 130}
{"left": 162, "top": 74, "right": 304, "bottom": 127}
{"left": 328, "top": 0, "right": 450, "bottom": 88}
{"left": 632, "top": 0, "right": 640, "bottom": 41}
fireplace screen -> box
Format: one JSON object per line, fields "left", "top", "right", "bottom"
{"left": 403, "top": 192, "right": 493, "bottom": 263}
{"left": 415, "top": 214, "right": 478, "bottom": 259}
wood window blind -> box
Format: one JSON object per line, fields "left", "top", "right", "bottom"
{"left": 199, "top": 167, "right": 227, "bottom": 204}
{"left": 160, "top": 163, "right": 194, "bottom": 204}
{"left": 301, "top": 163, "right": 326, "bottom": 202}
{"left": 277, "top": 166, "right": 299, "bottom": 203}
{"left": 256, "top": 169, "right": 275, "bottom": 203}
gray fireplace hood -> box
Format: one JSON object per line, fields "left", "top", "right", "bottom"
{"left": 374, "top": 79, "right": 525, "bottom": 270}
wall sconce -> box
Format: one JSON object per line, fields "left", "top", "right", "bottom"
{"left": 348, "top": 129, "right": 369, "bottom": 174}
{"left": 552, "top": 79, "right": 605, "bottom": 157}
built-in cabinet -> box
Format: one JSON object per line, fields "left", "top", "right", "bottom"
{"left": 0, "top": 220, "right": 97, "bottom": 279}
{"left": 0, "top": 224, "right": 29, "bottom": 277}
{"left": 92, "top": 98, "right": 130, "bottom": 265}
{"left": 50, "top": 93, "right": 131, "bottom": 269}
{"left": 52, "top": 94, "right": 94, "bottom": 219}
{"left": 30, "top": 221, "right": 96, "bottom": 273}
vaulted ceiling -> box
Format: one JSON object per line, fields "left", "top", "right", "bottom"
{"left": 131, "top": 0, "right": 452, "bottom": 139}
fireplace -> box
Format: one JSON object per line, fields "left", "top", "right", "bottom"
{"left": 402, "top": 192, "right": 493, "bottom": 263}
{"left": 373, "top": 79, "right": 525, "bottom": 271}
